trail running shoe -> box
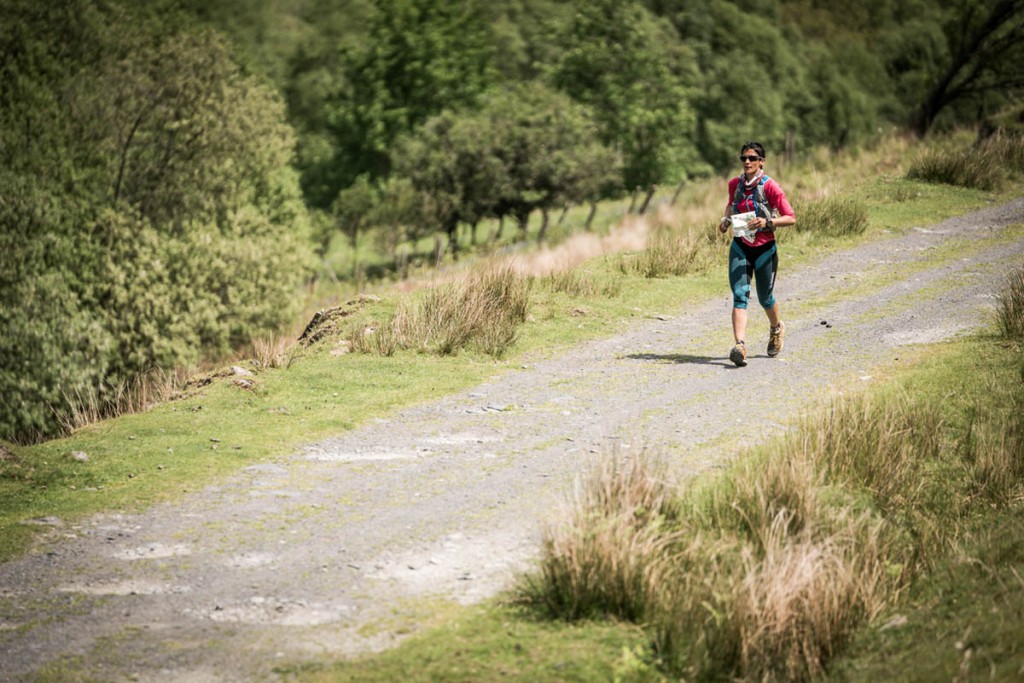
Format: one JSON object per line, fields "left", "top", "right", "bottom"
{"left": 768, "top": 321, "right": 785, "bottom": 357}
{"left": 729, "top": 340, "right": 747, "bottom": 367}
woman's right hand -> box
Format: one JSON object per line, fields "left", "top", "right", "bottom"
{"left": 718, "top": 217, "right": 730, "bottom": 233}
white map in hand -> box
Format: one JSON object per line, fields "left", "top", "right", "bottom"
{"left": 730, "top": 211, "right": 758, "bottom": 243}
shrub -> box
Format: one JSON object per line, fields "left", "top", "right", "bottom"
{"left": 0, "top": 16, "right": 314, "bottom": 442}
{"left": 0, "top": 273, "right": 113, "bottom": 443}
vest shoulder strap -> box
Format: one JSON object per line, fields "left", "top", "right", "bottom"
{"left": 733, "top": 175, "right": 772, "bottom": 217}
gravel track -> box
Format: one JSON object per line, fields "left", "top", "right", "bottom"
{"left": 1, "top": 197, "right": 1022, "bottom": 682}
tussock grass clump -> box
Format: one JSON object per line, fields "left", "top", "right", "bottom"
{"left": 251, "top": 335, "right": 302, "bottom": 370}
{"left": 699, "top": 450, "right": 823, "bottom": 547}
{"left": 520, "top": 449, "right": 682, "bottom": 621}
{"left": 541, "top": 269, "right": 622, "bottom": 298}
{"left": 619, "top": 224, "right": 716, "bottom": 278}
{"left": 905, "top": 134, "right": 1024, "bottom": 191}
{"left": 351, "top": 264, "right": 532, "bottom": 358}
{"left": 996, "top": 264, "right": 1024, "bottom": 341}
{"left": 656, "top": 443, "right": 896, "bottom": 681}
{"left": 347, "top": 319, "right": 397, "bottom": 356}
{"left": 802, "top": 393, "right": 941, "bottom": 516}
{"left": 962, "top": 391, "right": 1024, "bottom": 506}
{"left": 724, "top": 515, "right": 890, "bottom": 682}
{"left": 907, "top": 146, "right": 1000, "bottom": 190}
{"left": 967, "top": 265, "right": 1024, "bottom": 503}
{"left": 793, "top": 196, "right": 869, "bottom": 237}
{"left": 55, "top": 368, "right": 187, "bottom": 435}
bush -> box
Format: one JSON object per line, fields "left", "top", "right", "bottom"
{"left": 0, "top": 274, "right": 113, "bottom": 442}
{"left": 0, "top": 10, "right": 314, "bottom": 442}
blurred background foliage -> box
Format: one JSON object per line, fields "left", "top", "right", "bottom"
{"left": 2, "top": 0, "right": 1023, "bottom": 441}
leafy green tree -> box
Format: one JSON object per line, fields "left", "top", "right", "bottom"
{"left": 332, "top": 175, "right": 380, "bottom": 278}
{"left": 553, "top": 0, "right": 698, "bottom": 191}
{"left": 283, "top": 0, "right": 374, "bottom": 209}
{"left": 392, "top": 108, "right": 509, "bottom": 254}
{"left": 485, "top": 84, "right": 618, "bottom": 238}
{"left": 480, "top": 0, "right": 573, "bottom": 80}
{"left": 655, "top": 0, "right": 793, "bottom": 169}
{"left": 306, "top": 0, "right": 496, "bottom": 208}
{"left": 391, "top": 84, "right": 616, "bottom": 250}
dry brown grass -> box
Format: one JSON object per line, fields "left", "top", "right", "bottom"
{"left": 251, "top": 334, "right": 303, "bottom": 370}
{"left": 521, "top": 448, "right": 682, "bottom": 620}
{"left": 619, "top": 222, "right": 718, "bottom": 279}
{"left": 541, "top": 269, "right": 622, "bottom": 298}
{"left": 727, "top": 513, "right": 890, "bottom": 682}
{"left": 350, "top": 263, "right": 532, "bottom": 358}
{"left": 510, "top": 215, "right": 651, "bottom": 278}
{"left": 55, "top": 368, "right": 188, "bottom": 434}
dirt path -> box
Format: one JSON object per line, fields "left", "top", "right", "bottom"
{"left": 2, "top": 198, "right": 1023, "bottom": 682}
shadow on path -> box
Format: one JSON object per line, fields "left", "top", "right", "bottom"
{"left": 626, "top": 353, "right": 735, "bottom": 368}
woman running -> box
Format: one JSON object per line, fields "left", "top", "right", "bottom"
{"left": 717, "top": 141, "right": 796, "bottom": 367}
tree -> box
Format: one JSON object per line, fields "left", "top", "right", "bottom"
{"left": 310, "top": 0, "right": 496, "bottom": 208}
{"left": 333, "top": 175, "right": 379, "bottom": 278}
{"left": 485, "top": 85, "right": 618, "bottom": 239}
{"left": 909, "top": 0, "right": 1024, "bottom": 135}
{"left": 553, "top": 0, "right": 697, "bottom": 192}
{"left": 391, "top": 84, "right": 617, "bottom": 251}
{"left": 392, "top": 108, "right": 508, "bottom": 255}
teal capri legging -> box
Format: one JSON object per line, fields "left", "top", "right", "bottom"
{"left": 729, "top": 239, "right": 778, "bottom": 310}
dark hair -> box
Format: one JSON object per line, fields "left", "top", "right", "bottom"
{"left": 740, "top": 141, "right": 766, "bottom": 159}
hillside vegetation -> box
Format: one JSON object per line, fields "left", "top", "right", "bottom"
{"left": 2, "top": 0, "right": 1023, "bottom": 441}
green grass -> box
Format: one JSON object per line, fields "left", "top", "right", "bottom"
{"left": 824, "top": 507, "right": 1024, "bottom": 683}
{"left": 276, "top": 604, "right": 658, "bottom": 683}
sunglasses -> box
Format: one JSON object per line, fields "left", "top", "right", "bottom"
{"left": 739, "top": 155, "right": 762, "bottom": 162}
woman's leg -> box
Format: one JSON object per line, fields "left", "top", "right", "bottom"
{"left": 732, "top": 306, "right": 748, "bottom": 343}
{"left": 729, "top": 240, "right": 754, "bottom": 342}
{"left": 751, "top": 243, "right": 784, "bottom": 355}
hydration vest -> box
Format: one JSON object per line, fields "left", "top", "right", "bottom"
{"left": 732, "top": 174, "right": 772, "bottom": 219}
